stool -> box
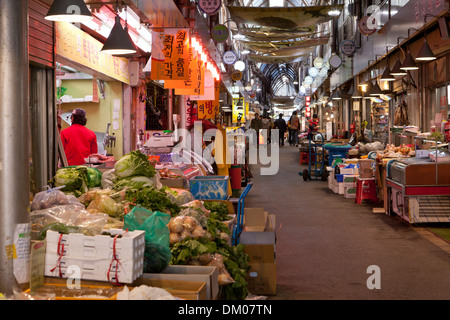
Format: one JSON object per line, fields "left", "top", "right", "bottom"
{"left": 300, "top": 151, "right": 309, "bottom": 165}
{"left": 355, "top": 177, "right": 378, "bottom": 204}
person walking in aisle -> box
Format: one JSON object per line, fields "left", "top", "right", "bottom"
{"left": 261, "top": 115, "right": 271, "bottom": 144}
{"left": 274, "top": 113, "right": 287, "bottom": 146}
{"left": 289, "top": 111, "right": 300, "bottom": 146}
{"left": 60, "top": 108, "right": 98, "bottom": 166}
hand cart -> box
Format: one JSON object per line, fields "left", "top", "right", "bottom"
{"left": 300, "top": 132, "right": 328, "bottom": 181}
{"left": 232, "top": 182, "right": 253, "bottom": 245}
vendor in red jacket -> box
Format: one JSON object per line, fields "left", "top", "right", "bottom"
{"left": 61, "top": 108, "right": 98, "bottom": 166}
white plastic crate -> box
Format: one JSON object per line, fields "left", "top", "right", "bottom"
{"left": 45, "top": 229, "right": 145, "bottom": 284}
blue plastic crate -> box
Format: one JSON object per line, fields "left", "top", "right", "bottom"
{"left": 189, "top": 176, "right": 229, "bottom": 200}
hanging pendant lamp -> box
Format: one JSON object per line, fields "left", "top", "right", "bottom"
{"left": 390, "top": 60, "right": 407, "bottom": 76}
{"left": 45, "top": 0, "right": 92, "bottom": 23}
{"left": 400, "top": 48, "right": 418, "bottom": 70}
{"left": 351, "top": 84, "right": 362, "bottom": 99}
{"left": 101, "top": 15, "right": 137, "bottom": 55}
{"left": 415, "top": 37, "right": 436, "bottom": 61}
{"left": 369, "top": 81, "right": 383, "bottom": 96}
{"left": 380, "top": 65, "right": 395, "bottom": 81}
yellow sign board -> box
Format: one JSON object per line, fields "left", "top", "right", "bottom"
{"left": 55, "top": 22, "right": 130, "bottom": 84}
{"left": 232, "top": 97, "right": 248, "bottom": 124}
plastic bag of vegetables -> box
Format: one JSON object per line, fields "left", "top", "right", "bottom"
{"left": 30, "top": 204, "right": 108, "bottom": 240}
{"left": 168, "top": 215, "right": 210, "bottom": 244}
{"left": 165, "top": 188, "right": 195, "bottom": 206}
{"left": 114, "top": 150, "right": 156, "bottom": 179}
{"left": 178, "top": 207, "right": 208, "bottom": 228}
{"left": 31, "top": 187, "right": 84, "bottom": 211}
{"left": 124, "top": 206, "right": 172, "bottom": 273}
{"left": 86, "top": 194, "right": 124, "bottom": 219}
{"left": 51, "top": 167, "right": 89, "bottom": 197}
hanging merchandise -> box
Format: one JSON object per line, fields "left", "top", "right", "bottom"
{"left": 393, "top": 99, "right": 409, "bottom": 126}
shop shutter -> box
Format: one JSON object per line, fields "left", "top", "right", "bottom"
{"left": 28, "top": 0, "right": 54, "bottom": 68}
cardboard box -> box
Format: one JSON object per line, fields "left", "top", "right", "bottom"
{"left": 244, "top": 245, "right": 276, "bottom": 296}
{"left": 358, "top": 167, "right": 374, "bottom": 178}
{"left": 160, "top": 178, "right": 187, "bottom": 189}
{"left": 143, "top": 265, "right": 219, "bottom": 300}
{"left": 25, "top": 277, "right": 123, "bottom": 300}
{"left": 134, "top": 277, "right": 207, "bottom": 300}
{"left": 240, "top": 208, "right": 276, "bottom": 245}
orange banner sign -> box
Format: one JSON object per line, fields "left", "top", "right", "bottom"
{"left": 151, "top": 28, "right": 189, "bottom": 80}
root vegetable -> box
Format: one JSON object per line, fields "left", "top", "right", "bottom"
{"left": 182, "top": 217, "right": 197, "bottom": 232}
{"left": 191, "top": 225, "right": 206, "bottom": 239}
{"left": 169, "top": 233, "right": 181, "bottom": 244}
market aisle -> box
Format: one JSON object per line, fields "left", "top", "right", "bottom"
{"left": 245, "top": 145, "right": 450, "bottom": 300}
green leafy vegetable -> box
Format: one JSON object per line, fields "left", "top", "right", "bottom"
{"left": 125, "top": 186, "right": 181, "bottom": 215}
{"left": 114, "top": 150, "right": 156, "bottom": 179}
{"left": 113, "top": 175, "right": 157, "bottom": 191}
{"left": 204, "top": 201, "right": 231, "bottom": 221}
{"left": 84, "top": 167, "right": 102, "bottom": 188}
{"left": 37, "top": 222, "right": 82, "bottom": 240}
{"left": 51, "top": 167, "right": 89, "bottom": 197}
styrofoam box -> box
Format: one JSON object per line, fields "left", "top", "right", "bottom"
{"left": 44, "top": 254, "right": 143, "bottom": 284}
{"left": 340, "top": 168, "right": 356, "bottom": 174}
{"left": 44, "top": 229, "right": 145, "bottom": 284}
{"left": 344, "top": 187, "right": 357, "bottom": 198}
{"left": 338, "top": 183, "right": 345, "bottom": 194}
{"left": 45, "top": 229, "right": 145, "bottom": 261}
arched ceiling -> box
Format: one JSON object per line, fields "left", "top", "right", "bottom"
{"left": 227, "top": 0, "right": 331, "bottom": 101}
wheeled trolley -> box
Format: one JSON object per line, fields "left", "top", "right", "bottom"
{"left": 300, "top": 132, "right": 328, "bottom": 181}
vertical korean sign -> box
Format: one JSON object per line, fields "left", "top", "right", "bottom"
{"left": 197, "top": 80, "right": 220, "bottom": 119}
{"left": 305, "top": 96, "right": 311, "bottom": 118}
{"left": 151, "top": 28, "right": 189, "bottom": 80}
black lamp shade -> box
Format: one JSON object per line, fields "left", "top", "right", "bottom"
{"left": 351, "top": 86, "right": 362, "bottom": 98}
{"left": 390, "top": 60, "right": 407, "bottom": 76}
{"left": 369, "top": 81, "right": 383, "bottom": 96}
{"left": 380, "top": 66, "right": 395, "bottom": 81}
{"left": 400, "top": 49, "right": 418, "bottom": 70}
{"left": 416, "top": 38, "right": 436, "bottom": 61}
{"left": 46, "top": 0, "right": 92, "bottom": 22}
{"left": 101, "top": 16, "right": 137, "bottom": 55}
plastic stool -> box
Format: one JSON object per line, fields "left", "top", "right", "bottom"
{"left": 300, "top": 152, "right": 309, "bottom": 165}
{"left": 355, "top": 177, "right": 378, "bottom": 204}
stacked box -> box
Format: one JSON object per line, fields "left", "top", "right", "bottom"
{"left": 45, "top": 229, "right": 145, "bottom": 284}
{"left": 240, "top": 208, "right": 277, "bottom": 296}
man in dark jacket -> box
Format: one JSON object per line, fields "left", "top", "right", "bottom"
{"left": 274, "top": 113, "right": 287, "bottom": 146}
